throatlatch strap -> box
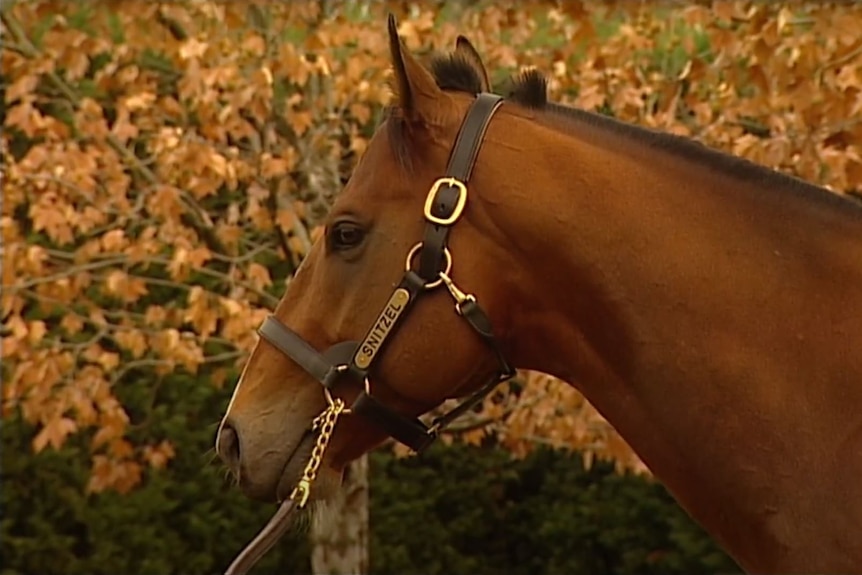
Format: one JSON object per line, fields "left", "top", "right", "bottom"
{"left": 458, "top": 299, "right": 514, "bottom": 378}
{"left": 351, "top": 392, "right": 436, "bottom": 452}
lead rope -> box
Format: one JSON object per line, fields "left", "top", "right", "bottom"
{"left": 224, "top": 398, "right": 348, "bottom": 575}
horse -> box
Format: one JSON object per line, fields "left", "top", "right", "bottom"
{"left": 215, "top": 15, "right": 862, "bottom": 574}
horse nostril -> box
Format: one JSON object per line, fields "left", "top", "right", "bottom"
{"left": 216, "top": 422, "right": 241, "bottom": 471}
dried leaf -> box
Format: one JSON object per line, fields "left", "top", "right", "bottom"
{"left": 33, "top": 417, "right": 78, "bottom": 452}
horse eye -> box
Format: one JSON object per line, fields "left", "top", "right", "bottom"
{"left": 329, "top": 221, "right": 366, "bottom": 251}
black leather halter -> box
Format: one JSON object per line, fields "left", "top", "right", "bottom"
{"left": 256, "top": 92, "right": 514, "bottom": 452}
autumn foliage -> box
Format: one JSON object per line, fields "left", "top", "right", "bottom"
{"left": 3, "top": 1, "right": 861, "bottom": 494}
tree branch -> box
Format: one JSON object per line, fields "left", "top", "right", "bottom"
{"left": 7, "top": 257, "right": 129, "bottom": 291}
{"left": 22, "top": 289, "right": 249, "bottom": 353}
{"left": 438, "top": 393, "right": 545, "bottom": 434}
{"left": 34, "top": 249, "right": 280, "bottom": 307}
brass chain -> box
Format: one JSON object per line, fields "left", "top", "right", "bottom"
{"left": 289, "top": 398, "right": 345, "bottom": 508}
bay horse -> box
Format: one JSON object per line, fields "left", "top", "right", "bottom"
{"left": 216, "top": 16, "right": 862, "bottom": 574}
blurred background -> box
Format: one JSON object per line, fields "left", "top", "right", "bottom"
{"left": 3, "top": 1, "right": 860, "bottom": 573}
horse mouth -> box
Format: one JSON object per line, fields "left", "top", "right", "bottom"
{"left": 225, "top": 427, "right": 318, "bottom": 575}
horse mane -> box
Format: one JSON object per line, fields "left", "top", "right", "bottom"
{"left": 430, "top": 53, "right": 550, "bottom": 108}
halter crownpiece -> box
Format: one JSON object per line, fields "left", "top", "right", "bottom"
{"left": 256, "top": 92, "right": 513, "bottom": 507}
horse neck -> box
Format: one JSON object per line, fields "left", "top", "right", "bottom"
{"left": 475, "top": 108, "right": 862, "bottom": 572}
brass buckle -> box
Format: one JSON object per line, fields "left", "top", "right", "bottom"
{"left": 405, "top": 243, "right": 452, "bottom": 289}
{"left": 424, "top": 178, "right": 467, "bottom": 226}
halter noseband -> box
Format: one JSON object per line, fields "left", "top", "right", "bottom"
{"left": 256, "top": 93, "right": 513, "bottom": 502}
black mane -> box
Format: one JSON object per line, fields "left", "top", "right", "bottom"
{"left": 429, "top": 54, "right": 486, "bottom": 95}
{"left": 428, "top": 52, "right": 548, "bottom": 107}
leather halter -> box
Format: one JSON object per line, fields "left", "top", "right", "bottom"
{"left": 257, "top": 92, "right": 514, "bottom": 452}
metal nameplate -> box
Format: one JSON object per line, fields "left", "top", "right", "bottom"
{"left": 353, "top": 288, "right": 410, "bottom": 369}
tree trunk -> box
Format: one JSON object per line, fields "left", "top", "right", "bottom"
{"left": 310, "top": 455, "right": 369, "bottom": 574}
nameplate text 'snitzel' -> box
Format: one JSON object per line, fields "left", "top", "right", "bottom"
{"left": 353, "top": 288, "right": 410, "bottom": 369}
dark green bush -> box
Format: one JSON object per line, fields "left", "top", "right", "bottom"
{"left": 3, "top": 398, "right": 740, "bottom": 575}
{"left": 369, "top": 443, "right": 740, "bottom": 575}
{"left": 1, "top": 370, "right": 309, "bottom": 575}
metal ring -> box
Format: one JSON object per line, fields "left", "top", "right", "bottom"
{"left": 323, "top": 387, "right": 336, "bottom": 406}
{"left": 323, "top": 386, "right": 351, "bottom": 414}
{"left": 404, "top": 242, "right": 452, "bottom": 289}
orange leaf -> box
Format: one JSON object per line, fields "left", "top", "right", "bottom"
{"left": 6, "top": 102, "right": 42, "bottom": 137}
{"left": 289, "top": 111, "right": 313, "bottom": 136}
{"left": 27, "top": 320, "right": 47, "bottom": 345}
{"left": 247, "top": 262, "right": 272, "bottom": 289}
{"left": 188, "top": 246, "right": 212, "bottom": 268}
{"left": 32, "top": 417, "right": 78, "bottom": 452}
{"left": 29, "top": 199, "right": 73, "bottom": 245}
{"left": 5, "top": 74, "right": 38, "bottom": 104}
{"left": 100, "top": 229, "right": 127, "bottom": 252}
{"left": 104, "top": 269, "right": 128, "bottom": 296}
{"left": 276, "top": 208, "right": 296, "bottom": 232}
{"left": 115, "top": 330, "right": 148, "bottom": 359}
{"left": 143, "top": 440, "right": 176, "bottom": 470}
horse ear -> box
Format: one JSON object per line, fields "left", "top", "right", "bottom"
{"left": 387, "top": 13, "right": 445, "bottom": 124}
{"left": 455, "top": 36, "right": 491, "bottom": 93}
